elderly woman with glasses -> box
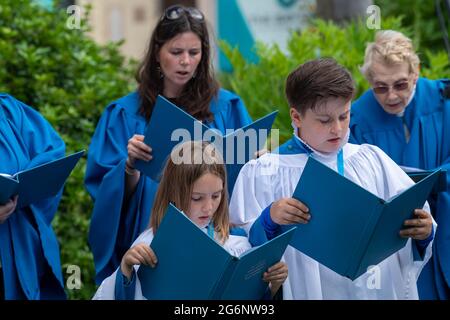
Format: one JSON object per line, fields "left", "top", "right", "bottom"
{"left": 350, "top": 30, "right": 450, "bottom": 300}
{"left": 85, "top": 5, "right": 253, "bottom": 284}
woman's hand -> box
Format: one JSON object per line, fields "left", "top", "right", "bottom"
{"left": 270, "top": 198, "right": 310, "bottom": 225}
{"left": 0, "top": 196, "right": 18, "bottom": 224}
{"left": 120, "top": 243, "right": 158, "bottom": 280}
{"left": 126, "top": 134, "right": 153, "bottom": 172}
{"left": 400, "top": 209, "right": 433, "bottom": 240}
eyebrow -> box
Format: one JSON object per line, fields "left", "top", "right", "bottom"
{"left": 315, "top": 110, "right": 350, "bottom": 117}
{"left": 192, "top": 190, "right": 223, "bottom": 196}
{"left": 374, "top": 78, "right": 408, "bottom": 86}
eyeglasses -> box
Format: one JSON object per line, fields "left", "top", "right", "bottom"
{"left": 162, "top": 5, "right": 204, "bottom": 21}
{"left": 372, "top": 81, "right": 410, "bottom": 94}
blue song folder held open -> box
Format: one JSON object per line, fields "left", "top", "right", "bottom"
{"left": 137, "top": 203, "right": 295, "bottom": 300}
{"left": 0, "top": 150, "right": 84, "bottom": 208}
{"left": 134, "top": 95, "right": 278, "bottom": 195}
{"left": 283, "top": 156, "right": 442, "bottom": 281}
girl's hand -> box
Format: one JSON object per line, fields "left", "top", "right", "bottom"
{"left": 263, "top": 261, "right": 288, "bottom": 297}
{"left": 120, "top": 243, "right": 158, "bottom": 280}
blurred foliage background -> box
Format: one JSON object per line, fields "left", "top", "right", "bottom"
{"left": 0, "top": 0, "right": 136, "bottom": 299}
{"left": 0, "top": 0, "right": 448, "bottom": 299}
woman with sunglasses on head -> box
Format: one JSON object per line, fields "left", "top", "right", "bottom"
{"left": 85, "top": 5, "right": 252, "bottom": 284}
{"left": 350, "top": 30, "right": 450, "bottom": 300}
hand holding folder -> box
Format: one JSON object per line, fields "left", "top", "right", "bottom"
{"left": 137, "top": 203, "right": 295, "bottom": 300}
{"left": 134, "top": 95, "right": 278, "bottom": 195}
{"left": 283, "top": 156, "right": 443, "bottom": 280}
{"left": 0, "top": 150, "right": 84, "bottom": 208}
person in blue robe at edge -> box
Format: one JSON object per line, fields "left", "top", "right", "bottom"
{"left": 350, "top": 30, "right": 450, "bottom": 299}
{"left": 0, "top": 94, "right": 66, "bottom": 300}
{"left": 85, "top": 5, "right": 252, "bottom": 284}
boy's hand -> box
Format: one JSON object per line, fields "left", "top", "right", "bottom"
{"left": 270, "top": 198, "right": 310, "bottom": 225}
{"left": 400, "top": 209, "right": 432, "bottom": 240}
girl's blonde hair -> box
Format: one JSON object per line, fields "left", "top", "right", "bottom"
{"left": 360, "top": 30, "right": 420, "bottom": 81}
{"left": 149, "top": 140, "right": 230, "bottom": 242}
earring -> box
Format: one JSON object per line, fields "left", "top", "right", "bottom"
{"left": 156, "top": 65, "right": 164, "bottom": 79}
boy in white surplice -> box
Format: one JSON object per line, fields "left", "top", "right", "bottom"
{"left": 229, "top": 58, "right": 435, "bottom": 300}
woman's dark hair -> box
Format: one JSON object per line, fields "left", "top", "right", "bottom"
{"left": 136, "top": 7, "right": 219, "bottom": 121}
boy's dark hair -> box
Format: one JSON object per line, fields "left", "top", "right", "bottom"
{"left": 285, "top": 58, "right": 355, "bottom": 114}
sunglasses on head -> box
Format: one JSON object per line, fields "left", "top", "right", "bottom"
{"left": 372, "top": 81, "right": 409, "bottom": 94}
{"left": 162, "top": 5, "right": 204, "bottom": 21}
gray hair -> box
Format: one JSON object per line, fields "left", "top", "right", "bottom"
{"left": 360, "top": 30, "right": 420, "bottom": 81}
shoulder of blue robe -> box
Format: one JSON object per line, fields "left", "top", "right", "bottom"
{"left": 273, "top": 136, "right": 309, "bottom": 155}
{"left": 0, "top": 93, "right": 65, "bottom": 168}
{"left": 229, "top": 226, "right": 247, "bottom": 237}
{"left": 207, "top": 88, "right": 252, "bottom": 132}
{"left": 85, "top": 92, "right": 156, "bottom": 284}
{"left": 350, "top": 88, "right": 396, "bottom": 139}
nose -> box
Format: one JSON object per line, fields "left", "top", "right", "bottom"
{"left": 202, "top": 198, "right": 215, "bottom": 214}
{"left": 330, "top": 119, "right": 342, "bottom": 134}
{"left": 180, "top": 53, "right": 190, "bottom": 66}
{"left": 386, "top": 88, "right": 398, "bottom": 101}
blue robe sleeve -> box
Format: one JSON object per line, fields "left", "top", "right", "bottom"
{"left": 114, "top": 269, "right": 136, "bottom": 300}
{"left": 0, "top": 94, "right": 66, "bottom": 300}
{"left": 85, "top": 99, "right": 159, "bottom": 284}
{"left": 248, "top": 204, "right": 281, "bottom": 246}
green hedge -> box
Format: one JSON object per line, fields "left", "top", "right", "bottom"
{"left": 0, "top": 0, "right": 136, "bottom": 299}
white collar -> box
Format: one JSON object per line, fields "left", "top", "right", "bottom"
{"left": 396, "top": 84, "right": 416, "bottom": 117}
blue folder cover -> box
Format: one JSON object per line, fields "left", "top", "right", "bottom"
{"left": 134, "top": 95, "right": 278, "bottom": 194}
{"left": 284, "top": 156, "right": 442, "bottom": 280}
{"left": 400, "top": 166, "right": 447, "bottom": 193}
{"left": 137, "top": 203, "right": 295, "bottom": 300}
{"left": 0, "top": 150, "right": 84, "bottom": 208}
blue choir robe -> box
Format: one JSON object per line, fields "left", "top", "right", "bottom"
{"left": 85, "top": 89, "right": 252, "bottom": 284}
{"left": 350, "top": 77, "right": 450, "bottom": 299}
{"left": 0, "top": 94, "right": 66, "bottom": 300}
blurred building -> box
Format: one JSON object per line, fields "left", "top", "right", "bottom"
{"left": 77, "top": 0, "right": 215, "bottom": 61}
{"left": 71, "top": 0, "right": 369, "bottom": 69}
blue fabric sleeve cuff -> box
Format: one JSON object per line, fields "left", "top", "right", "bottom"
{"left": 261, "top": 203, "right": 280, "bottom": 240}
{"left": 114, "top": 269, "right": 136, "bottom": 300}
{"left": 416, "top": 223, "right": 434, "bottom": 248}
{"left": 414, "top": 223, "right": 434, "bottom": 259}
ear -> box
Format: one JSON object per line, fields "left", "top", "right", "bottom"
{"left": 412, "top": 71, "right": 419, "bottom": 85}
{"left": 290, "top": 107, "right": 302, "bottom": 128}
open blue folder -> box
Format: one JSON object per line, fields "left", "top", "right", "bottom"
{"left": 283, "top": 156, "right": 442, "bottom": 281}
{"left": 400, "top": 165, "right": 447, "bottom": 193}
{"left": 0, "top": 150, "right": 84, "bottom": 208}
{"left": 137, "top": 203, "right": 295, "bottom": 300}
{"left": 134, "top": 95, "right": 278, "bottom": 195}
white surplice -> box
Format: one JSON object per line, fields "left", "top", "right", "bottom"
{"left": 229, "top": 141, "right": 435, "bottom": 300}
